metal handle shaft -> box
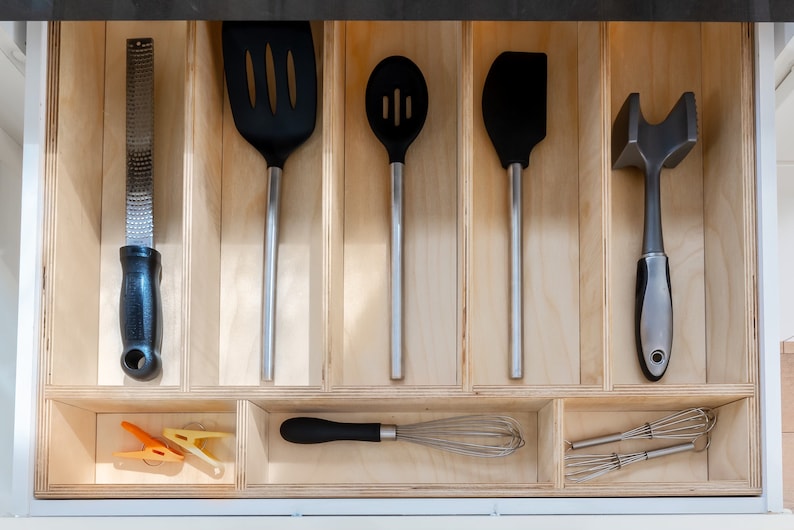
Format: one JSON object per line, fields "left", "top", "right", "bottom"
{"left": 262, "top": 165, "right": 283, "bottom": 382}
{"left": 509, "top": 163, "right": 523, "bottom": 379}
{"left": 391, "top": 162, "right": 405, "bottom": 380}
{"left": 644, "top": 441, "right": 696, "bottom": 460}
{"left": 569, "top": 433, "right": 623, "bottom": 451}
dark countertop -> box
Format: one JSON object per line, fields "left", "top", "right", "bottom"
{"left": 2, "top": 0, "right": 793, "bottom": 21}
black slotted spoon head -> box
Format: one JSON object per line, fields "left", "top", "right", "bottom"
{"left": 222, "top": 21, "right": 318, "bottom": 381}
{"left": 364, "top": 55, "right": 429, "bottom": 380}
{"left": 365, "top": 55, "right": 429, "bottom": 164}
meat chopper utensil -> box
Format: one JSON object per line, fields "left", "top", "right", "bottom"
{"left": 567, "top": 407, "right": 716, "bottom": 450}
{"left": 612, "top": 92, "right": 698, "bottom": 381}
{"left": 222, "top": 21, "right": 318, "bottom": 381}
{"left": 120, "top": 38, "right": 163, "bottom": 381}
{"left": 481, "top": 51, "right": 547, "bottom": 379}
{"left": 364, "top": 56, "right": 428, "bottom": 380}
{"left": 280, "top": 415, "right": 524, "bottom": 457}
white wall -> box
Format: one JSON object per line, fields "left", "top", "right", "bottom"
{"left": 777, "top": 165, "right": 794, "bottom": 340}
{"left": 0, "top": 22, "right": 24, "bottom": 517}
{"left": 777, "top": 25, "right": 794, "bottom": 340}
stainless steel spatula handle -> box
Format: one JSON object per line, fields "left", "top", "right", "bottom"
{"left": 509, "top": 162, "right": 523, "bottom": 379}
{"left": 262, "top": 165, "right": 283, "bottom": 382}
{"left": 391, "top": 162, "right": 404, "bottom": 380}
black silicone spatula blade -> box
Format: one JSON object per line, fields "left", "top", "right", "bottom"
{"left": 481, "top": 51, "right": 548, "bottom": 380}
{"left": 482, "top": 52, "right": 547, "bottom": 169}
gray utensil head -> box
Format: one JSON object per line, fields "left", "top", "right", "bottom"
{"left": 612, "top": 92, "right": 698, "bottom": 172}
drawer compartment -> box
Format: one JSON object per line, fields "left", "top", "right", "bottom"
{"left": 36, "top": 20, "right": 761, "bottom": 502}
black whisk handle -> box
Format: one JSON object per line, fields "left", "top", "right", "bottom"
{"left": 280, "top": 417, "right": 382, "bottom": 444}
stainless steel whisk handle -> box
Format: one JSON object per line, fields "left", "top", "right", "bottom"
{"left": 569, "top": 433, "right": 624, "bottom": 450}
{"left": 643, "top": 441, "right": 696, "bottom": 461}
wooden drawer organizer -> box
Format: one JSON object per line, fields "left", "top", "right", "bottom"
{"left": 36, "top": 20, "right": 760, "bottom": 499}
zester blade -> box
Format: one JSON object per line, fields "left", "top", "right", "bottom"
{"left": 126, "top": 38, "right": 155, "bottom": 248}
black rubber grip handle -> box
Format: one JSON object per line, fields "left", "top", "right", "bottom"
{"left": 119, "top": 245, "right": 163, "bottom": 381}
{"left": 280, "top": 417, "right": 382, "bottom": 444}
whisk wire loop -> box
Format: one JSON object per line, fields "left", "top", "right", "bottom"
{"left": 395, "top": 415, "right": 525, "bottom": 458}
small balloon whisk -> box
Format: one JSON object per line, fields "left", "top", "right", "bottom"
{"left": 564, "top": 407, "right": 717, "bottom": 483}
{"left": 566, "top": 407, "right": 716, "bottom": 450}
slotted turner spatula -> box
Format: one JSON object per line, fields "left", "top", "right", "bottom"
{"left": 482, "top": 51, "right": 547, "bottom": 380}
{"left": 364, "top": 56, "right": 429, "bottom": 380}
{"left": 222, "top": 21, "right": 317, "bottom": 381}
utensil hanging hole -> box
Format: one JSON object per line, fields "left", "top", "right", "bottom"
{"left": 394, "top": 88, "right": 401, "bottom": 126}
{"left": 124, "top": 350, "right": 146, "bottom": 371}
{"left": 287, "top": 50, "right": 297, "bottom": 109}
{"left": 650, "top": 350, "right": 665, "bottom": 365}
{"left": 406, "top": 95, "right": 412, "bottom": 120}
{"left": 244, "top": 50, "right": 255, "bottom": 108}
{"left": 265, "top": 43, "right": 277, "bottom": 114}
{"left": 382, "top": 95, "right": 389, "bottom": 120}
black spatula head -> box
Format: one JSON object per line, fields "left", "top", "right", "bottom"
{"left": 482, "top": 52, "right": 547, "bottom": 169}
{"left": 365, "top": 56, "right": 429, "bottom": 164}
{"left": 222, "top": 21, "right": 317, "bottom": 169}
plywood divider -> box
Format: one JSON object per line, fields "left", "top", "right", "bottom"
{"left": 577, "top": 22, "right": 608, "bottom": 388}
{"left": 185, "top": 20, "right": 224, "bottom": 389}
{"left": 243, "top": 401, "right": 269, "bottom": 487}
{"left": 459, "top": 21, "right": 474, "bottom": 392}
{"left": 324, "top": 21, "right": 347, "bottom": 390}
{"left": 47, "top": 402, "right": 97, "bottom": 486}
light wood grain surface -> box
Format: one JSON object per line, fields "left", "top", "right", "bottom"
{"left": 38, "top": 21, "right": 761, "bottom": 499}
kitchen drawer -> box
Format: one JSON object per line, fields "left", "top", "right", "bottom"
{"left": 34, "top": 20, "right": 761, "bottom": 502}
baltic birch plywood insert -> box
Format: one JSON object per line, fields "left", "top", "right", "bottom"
{"left": 45, "top": 21, "right": 187, "bottom": 387}
{"left": 38, "top": 20, "right": 760, "bottom": 502}
{"left": 608, "top": 23, "right": 756, "bottom": 386}
{"left": 340, "top": 22, "right": 460, "bottom": 386}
